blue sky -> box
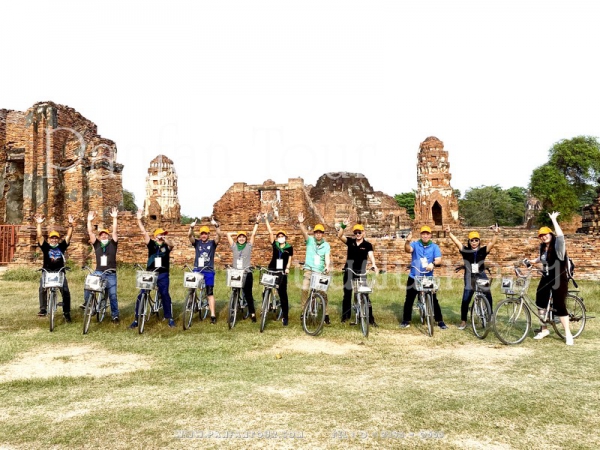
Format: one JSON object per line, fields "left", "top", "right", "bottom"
{"left": 2, "top": 0, "right": 598, "bottom": 217}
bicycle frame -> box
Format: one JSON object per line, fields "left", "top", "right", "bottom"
{"left": 346, "top": 268, "right": 374, "bottom": 337}
{"left": 226, "top": 266, "right": 251, "bottom": 329}
{"left": 412, "top": 266, "right": 438, "bottom": 337}
{"left": 182, "top": 265, "right": 210, "bottom": 330}
{"left": 302, "top": 270, "right": 330, "bottom": 336}
{"left": 135, "top": 265, "right": 162, "bottom": 334}
{"left": 82, "top": 267, "right": 115, "bottom": 334}
{"left": 258, "top": 267, "right": 283, "bottom": 333}
{"left": 40, "top": 267, "right": 68, "bottom": 332}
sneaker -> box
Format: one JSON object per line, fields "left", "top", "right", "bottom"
{"left": 251, "top": 315, "right": 257, "bottom": 323}
{"left": 533, "top": 329, "right": 550, "bottom": 340}
{"left": 168, "top": 319, "right": 175, "bottom": 328}
{"left": 63, "top": 313, "right": 72, "bottom": 323}
{"left": 566, "top": 336, "right": 574, "bottom": 346}
{"left": 438, "top": 321, "right": 448, "bottom": 330}
{"left": 79, "top": 303, "right": 86, "bottom": 310}
{"left": 37, "top": 309, "right": 47, "bottom": 317}
{"left": 128, "top": 320, "right": 138, "bottom": 329}
{"left": 400, "top": 321, "right": 410, "bottom": 328}
{"left": 282, "top": 318, "right": 288, "bottom": 326}
{"left": 324, "top": 315, "right": 330, "bottom": 325}
{"left": 457, "top": 322, "right": 467, "bottom": 330}
{"left": 210, "top": 316, "right": 216, "bottom": 325}
{"left": 112, "top": 317, "right": 120, "bottom": 324}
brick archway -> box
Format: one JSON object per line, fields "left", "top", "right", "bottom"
{"left": 432, "top": 201, "right": 443, "bottom": 226}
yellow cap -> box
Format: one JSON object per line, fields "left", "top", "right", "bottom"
{"left": 420, "top": 226, "right": 432, "bottom": 233}
{"left": 276, "top": 230, "right": 287, "bottom": 237}
{"left": 199, "top": 226, "right": 210, "bottom": 234}
{"left": 153, "top": 228, "right": 168, "bottom": 237}
{"left": 48, "top": 231, "right": 60, "bottom": 238}
{"left": 468, "top": 231, "right": 480, "bottom": 240}
{"left": 538, "top": 226, "right": 552, "bottom": 236}
{"left": 352, "top": 224, "right": 365, "bottom": 232}
{"left": 98, "top": 228, "right": 110, "bottom": 236}
{"left": 236, "top": 230, "right": 247, "bottom": 237}
{"left": 313, "top": 224, "right": 325, "bottom": 232}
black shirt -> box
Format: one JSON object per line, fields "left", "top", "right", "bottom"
{"left": 344, "top": 237, "right": 374, "bottom": 272}
{"left": 460, "top": 245, "right": 488, "bottom": 274}
{"left": 268, "top": 242, "right": 293, "bottom": 271}
{"left": 40, "top": 241, "right": 69, "bottom": 271}
{"left": 146, "top": 240, "right": 171, "bottom": 273}
{"left": 93, "top": 239, "right": 118, "bottom": 271}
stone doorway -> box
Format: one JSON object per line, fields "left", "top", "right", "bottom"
{"left": 4, "top": 160, "right": 24, "bottom": 224}
{"left": 432, "top": 201, "right": 442, "bottom": 226}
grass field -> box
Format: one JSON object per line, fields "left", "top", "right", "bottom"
{"left": 0, "top": 266, "right": 598, "bottom": 449}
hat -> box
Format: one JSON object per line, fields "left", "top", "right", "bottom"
{"left": 153, "top": 228, "right": 168, "bottom": 237}
{"left": 98, "top": 228, "right": 110, "bottom": 236}
{"left": 468, "top": 231, "right": 480, "bottom": 240}
{"left": 199, "top": 226, "right": 210, "bottom": 234}
{"left": 313, "top": 224, "right": 325, "bottom": 232}
{"left": 420, "top": 226, "right": 432, "bottom": 233}
{"left": 352, "top": 224, "right": 365, "bottom": 232}
{"left": 48, "top": 231, "right": 60, "bottom": 238}
{"left": 538, "top": 226, "right": 552, "bottom": 236}
{"left": 236, "top": 230, "right": 247, "bottom": 237}
{"left": 276, "top": 230, "right": 287, "bottom": 237}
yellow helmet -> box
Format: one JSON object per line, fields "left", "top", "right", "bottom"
{"left": 236, "top": 230, "right": 247, "bottom": 237}
{"left": 199, "top": 226, "right": 210, "bottom": 234}
{"left": 468, "top": 231, "right": 480, "bottom": 240}
{"left": 352, "top": 224, "right": 365, "bottom": 232}
{"left": 48, "top": 231, "right": 60, "bottom": 238}
{"left": 420, "top": 226, "right": 431, "bottom": 233}
{"left": 313, "top": 224, "right": 325, "bottom": 232}
{"left": 276, "top": 230, "right": 287, "bottom": 237}
{"left": 538, "top": 226, "right": 552, "bottom": 236}
{"left": 153, "top": 228, "right": 168, "bottom": 237}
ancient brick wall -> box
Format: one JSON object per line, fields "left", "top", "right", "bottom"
{"left": 578, "top": 182, "right": 600, "bottom": 235}
{"left": 144, "top": 155, "right": 181, "bottom": 224}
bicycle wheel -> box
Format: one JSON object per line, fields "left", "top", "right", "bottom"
{"left": 260, "top": 289, "right": 270, "bottom": 333}
{"left": 239, "top": 291, "right": 250, "bottom": 320}
{"left": 358, "top": 294, "right": 369, "bottom": 337}
{"left": 83, "top": 293, "right": 96, "bottom": 335}
{"left": 273, "top": 291, "right": 283, "bottom": 320}
{"left": 152, "top": 290, "right": 162, "bottom": 320}
{"left": 418, "top": 293, "right": 426, "bottom": 325}
{"left": 138, "top": 292, "right": 149, "bottom": 334}
{"left": 198, "top": 288, "right": 209, "bottom": 321}
{"left": 302, "top": 291, "right": 325, "bottom": 336}
{"left": 470, "top": 294, "right": 492, "bottom": 339}
{"left": 182, "top": 290, "right": 195, "bottom": 330}
{"left": 228, "top": 289, "right": 239, "bottom": 330}
{"left": 493, "top": 298, "right": 531, "bottom": 345}
{"left": 425, "top": 292, "right": 434, "bottom": 337}
{"left": 48, "top": 289, "right": 56, "bottom": 332}
{"left": 97, "top": 290, "right": 107, "bottom": 323}
{"left": 552, "top": 294, "right": 586, "bottom": 340}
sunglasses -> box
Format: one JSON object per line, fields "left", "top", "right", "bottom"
{"left": 354, "top": 231, "right": 362, "bottom": 235}
{"left": 470, "top": 238, "right": 480, "bottom": 242}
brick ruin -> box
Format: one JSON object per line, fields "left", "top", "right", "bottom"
{"left": 1, "top": 103, "right": 598, "bottom": 280}
{"left": 414, "top": 136, "right": 459, "bottom": 232}
{"left": 578, "top": 179, "right": 600, "bottom": 235}
{"left": 143, "top": 154, "right": 181, "bottom": 224}
{"left": 0, "top": 101, "right": 123, "bottom": 264}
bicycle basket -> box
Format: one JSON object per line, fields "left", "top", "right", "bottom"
{"left": 42, "top": 271, "right": 64, "bottom": 289}
{"left": 415, "top": 276, "right": 439, "bottom": 292}
{"left": 226, "top": 268, "right": 246, "bottom": 288}
{"left": 136, "top": 270, "right": 158, "bottom": 290}
{"left": 84, "top": 274, "right": 104, "bottom": 292}
{"left": 183, "top": 272, "right": 204, "bottom": 289}
{"left": 352, "top": 277, "right": 374, "bottom": 294}
{"left": 310, "top": 272, "right": 331, "bottom": 292}
{"left": 259, "top": 272, "right": 279, "bottom": 288}
{"left": 476, "top": 278, "right": 491, "bottom": 289}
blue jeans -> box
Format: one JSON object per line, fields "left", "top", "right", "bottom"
{"left": 461, "top": 273, "right": 493, "bottom": 321}
{"left": 134, "top": 272, "right": 172, "bottom": 319}
{"left": 84, "top": 271, "right": 119, "bottom": 319}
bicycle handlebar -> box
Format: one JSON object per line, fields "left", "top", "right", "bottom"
{"left": 82, "top": 266, "right": 116, "bottom": 275}
{"left": 346, "top": 267, "right": 375, "bottom": 277}
{"left": 39, "top": 267, "right": 70, "bottom": 273}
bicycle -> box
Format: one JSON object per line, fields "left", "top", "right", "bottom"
{"left": 456, "top": 267, "right": 493, "bottom": 339}
{"left": 39, "top": 267, "right": 69, "bottom": 332}
{"left": 302, "top": 270, "right": 330, "bottom": 336}
{"left": 134, "top": 265, "right": 162, "bottom": 334}
{"left": 82, "top": 267, "right": 115, "bottom": 334}
{"left": 492, "top": 263, "right": 586, "bottom": 345}
{"left": 412, "top": 267, "right": 439, "bottom": 337}
{"left": 258, "top": 267, "right": 283, "bottom": 333}
{"left": 182, "top": 265, "right": 210, "bottom": 330}
{"left": 225, "top": 265, "right": 251, "bottom": 329}
{"left": 347, "top": 268, "right": 375, "bottom": 337}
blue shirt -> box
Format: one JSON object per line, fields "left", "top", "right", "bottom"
{"left": 409, "top": 240, "right": 441, "bottom": 278}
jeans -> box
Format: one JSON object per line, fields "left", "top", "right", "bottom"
{"left": 461, "top": 273, "right": 493, "bottom": 321}
{"left": 84, "top": 271, "right": 119, "bottom": 319}
{"left": 134, "top": 272, "right": 173, "bottom": 319}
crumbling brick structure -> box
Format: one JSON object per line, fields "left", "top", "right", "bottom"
{"left": 143, "top": 154, "right": 181, "bottom": 225}
{"left": 578, "top": 180, "right": 600, "bottom": 235}
{"left": 414, "top": 136, "right": 459, "bottom": 232}
{"left": 0, "top": 101, "right": 123, "bottom": 264}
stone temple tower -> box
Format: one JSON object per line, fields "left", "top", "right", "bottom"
{"left": 143, "top": 155, "right": 181, "bottom": 224}
{"left": 414, "top": 136, "right": 459, "bottom": 230}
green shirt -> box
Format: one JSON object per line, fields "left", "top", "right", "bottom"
{"left": 304, "top": 236, "right": 330, "bottom": 272}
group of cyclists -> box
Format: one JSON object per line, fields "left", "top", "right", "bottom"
{"left": 34, "top": 208, "right": 576, "bottom": 344}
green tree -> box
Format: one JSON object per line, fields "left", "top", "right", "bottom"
{"left": 394, "top": 191, "right": 415, "bottom": 219}
{"left": 529, "top": 135, "right": 600, "bottom": 223}
{"left": 122, "top": 189, "right": 137, "bottom": 212}
{"left": 459, "top": 185, "right": 526, "bottom": 227}
{"left": 180, "top": 214, "right": 195, "bottom": 225}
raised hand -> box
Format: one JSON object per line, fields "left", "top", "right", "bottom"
{"left": 549, "top": 211, "right": 560, "bottom": 221}
{"left": 67, "top": 214, "right": 75, "bottom": 224}
{"left": 136, "top": 209, "right": 143, "bottom": 220}
{"left": 34, "top": 214, "right": 45, "bottom": 224}
{"left": 190, "top": 219, "right": 197, "bottom": 228}
{"left": 444, "top": 225, "right": 450, "bottom": 233}
{"left": 87, "top": 211, "right": 97, "bottom": 222}
{"left": 110, "top": 207, "right": 119, "bottom": 218}
{"left": 298, "top": 212, "right": 305, "bottom": 223}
